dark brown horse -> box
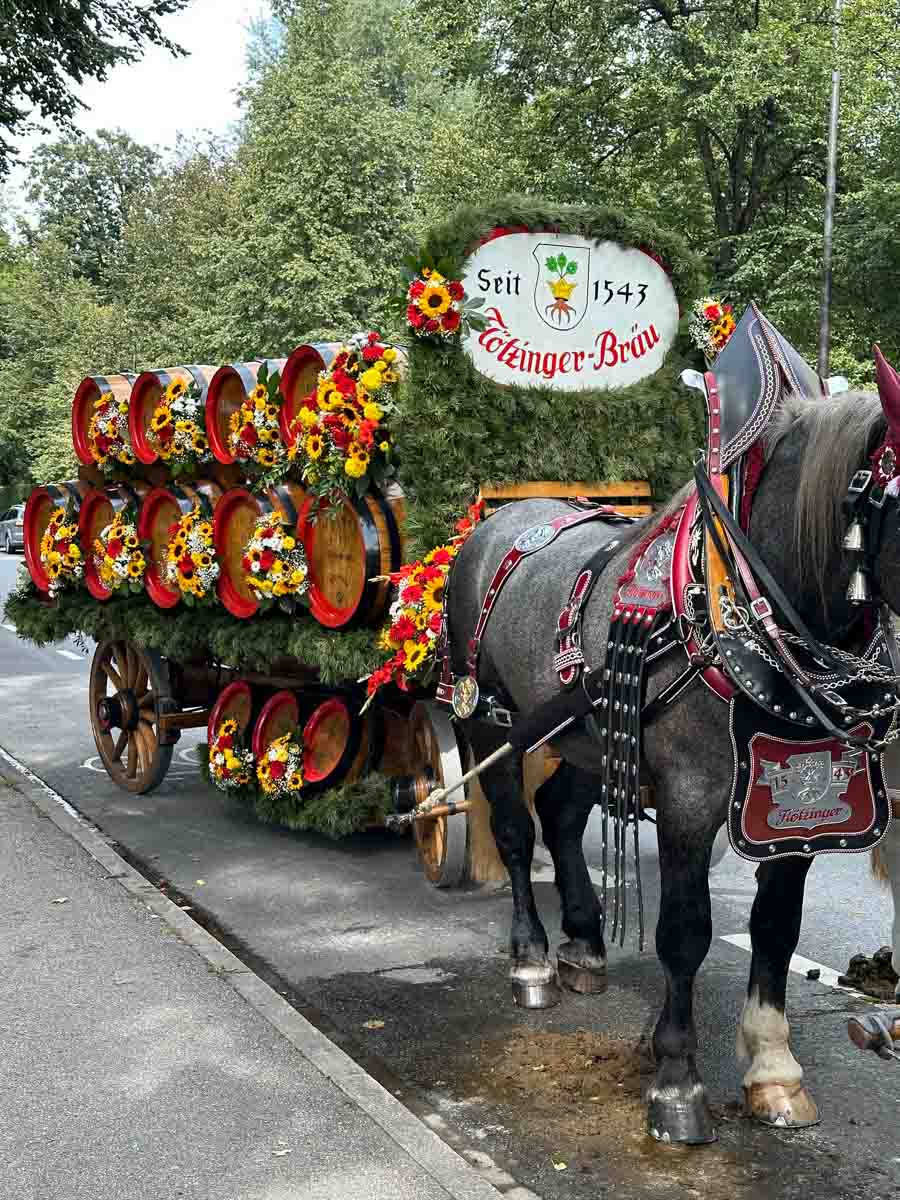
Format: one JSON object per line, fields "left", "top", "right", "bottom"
{"left": 447, "top": 373, "right": 900, "bottom": 1143}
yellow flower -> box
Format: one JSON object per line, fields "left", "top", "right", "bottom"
{"left": 151, "top": 410, "right": 171, "bottom": 431}
{"left": 220, "top": 718, "right": 238, "bottom": 736}
{"left": 192, "top": 433, "right": 208, "bottom": 452}
{"left": 288, "top": 771, "right": 303, "bottom": 790}
{"left": 254, "top": 395, "right": 267, "bottom": 411}
{"left": 127, "top": 560, "right": 143, "bottom": 579}
{"left": 344, "top": 456, "right": 366, "bottom": 479}
{"left": 297, "top": 407, "right": 318, "bottom": 429}
{"left": 382, "top": 348, "right": 397, "bottom": 363}
{"left": 166, "top": 379, "right": 187, "bottom": 399}
{"left": 281, "top": 536, "right": 294, "bottom": 550}
{"left": 48, "top": 562, "right": 61, "bottom": 579}
{"left": 306, "top": 433, "right": 323, "bottom": 460}
{"left": 48, "top": 550, "right": 61, "bottom": 565}
{"left": 125, "top": 533, "right": 138, "bottom": 549}
{"left": 250, "top": 383, "right": 268, "bottom": 403}
{"left": 290, "top": 568, "right": 306, "bottom": 586}
{"left": 423, "top": 576, "right": 445, "bottom": 611}
{"left": 379, "top": 441, "right": 390, "bottom": 453}
{"left": 257, "top": 448, "right": 276, "bottom": 467}
{"left": 382, "top": 369, "right": 399, "bottom": 384}
{"left": 360, "top": 368, "right": 382, "bottom": 391}
{"left": 363, "top": 401, "right": 383, "bottom": 422}
{"left": 118, "top": 401, "right": 129, "bottom": 414}
{"left": 68, "top": 544, "right": 81, "bottom": 561}
{"left": 271, "top": 560, "right": 283, "bottom": 575}
{"left": 265, "top": 404, "right": 279, "bottom": 420}
{"left": 273, "top": 581, "right": 288, "bottom": 596}
{"left": 198, "top": 522, "right": 212, "bottom": 539}
{"left": 259, "top": 428, "right": 276, "bottom": 444}
{"left": 418, "top": 284, "right": 451, "bottom": 317}
{"left": 403, "top": 639, "right": 428, "bottom": 672}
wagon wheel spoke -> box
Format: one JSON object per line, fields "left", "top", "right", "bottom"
{"left": 138, "top": 691, "right": 154, "bottom": 709}
{"left": 133, "top": 662, "right": 148, "bottom": 698}
{"left": 133, "top": 725, "right": 152, "bottom": 775}
{"left": 114, "top": 642, "right": 130, "bottom": 688}
{"left": 112, "top": 730, "right": 128, "bottom": 763}
{"left": 101, "top": 659, "right": 124, "bottom": 692}
{"left": 126, "top": 734, "right": 137, "bottom": 778}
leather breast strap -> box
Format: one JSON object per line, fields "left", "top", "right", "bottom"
{"left": 555, "top": 537, "right": 627, "bottom": 687}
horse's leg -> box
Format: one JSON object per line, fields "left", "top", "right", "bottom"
{"left": 647, "top": 790, "right": 719, "bottom": 1145}
{"left": 467, "top": 723, "right": 560, "bottom": 1009}
{"left": 737, "top": 856, "right": 819, "bottom": 1126}
{"left": 534, "top": 761, "right": 607, "bottom": 993}
{"left": 873, "top": 827, "right": 900, "bottom": 998}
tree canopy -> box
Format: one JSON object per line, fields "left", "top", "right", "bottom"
{"left": 1, "top": 0, "right": 899, "bottom": 491}
{"left": 0, "top": 0, "right": 189, "bottom": 176}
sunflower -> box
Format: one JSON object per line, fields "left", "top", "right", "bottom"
{"left": 219, "top": 718, "right": 238, "bottom": 736}
{"left": 125, "top": 533, "right": 138, "bottom": 549}
{"left": 423, "top": 576, "right": 445, "bottom": 611}
{"left": 151, "top": 410, "right": 172, "bottom": 432}
{"left": 288, "top": 771, "right": 303, "bottom": 791}
{"left": 166, "top": 379, "right": 187, "bottom": 400}
{"left": 417, "top": 284, "right": 451, "bottom": 318}
{"left": 306, "top": 433, "right": 323, "bottom": 460}
{"left": 403, "top": 639, "right": 429, "bottom": 672}
{"left": 250, "top": 383, "right": 268, "bottom": 403}
{"left": 257, "top": 448, "right": 276, "bottom": 467}
{"left": 198, "top": 553, "right": 211, "bottom": 568}
{"left": 127, "top": 560, "right": 143, "bottom": 579}
{"left": 192, "top": 433, "right": 208, "bottom": 453}
{"left": 258, "top": 427, "right": 276, "bottom": 444}
{"left": 198, "top": 522, "right": 213, "bottom": 539}
{"left": 67, "top": 544, "right": 82, "bottom": 561}
{"left": 265, "top": 404, "right": 279, "bottom": 420}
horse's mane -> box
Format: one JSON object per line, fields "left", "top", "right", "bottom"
{"left": 765, "top": 389, "right": 885, "bottom": 605}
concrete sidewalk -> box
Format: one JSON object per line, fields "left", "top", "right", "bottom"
{"left": 0, "top": 772, "right": 517, "bottom": 1200}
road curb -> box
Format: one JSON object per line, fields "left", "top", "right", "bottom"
{"left": 0, "top": 747, "right": 540, "bottom": 1200}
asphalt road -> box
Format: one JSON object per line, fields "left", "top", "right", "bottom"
{"left": 1, "top": 552, "right": 899, "bottom": 1200}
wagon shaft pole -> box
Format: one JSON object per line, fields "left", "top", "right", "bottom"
{"left": 817, "top": 0, "right": 844, "bottom": 377}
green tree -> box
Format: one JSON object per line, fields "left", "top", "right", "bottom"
{"left": 25, "top": 129, "right": 161, "bottom": 288}
{"left": 0, "top": 0, "right": 190, "bottom": 175}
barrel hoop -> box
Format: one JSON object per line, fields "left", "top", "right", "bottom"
{"left": 351, "top": 495, "right": 388, "bottom": 626}
{"left": 377, "top": 487, "right": 403, "bottom": 574}
{"left": 183, "top": 364, "right": 211, "bottom": 397}
{"left": 301, "top": 695, "right": 364, "bottom": 795}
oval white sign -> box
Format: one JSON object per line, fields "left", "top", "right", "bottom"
{"left": 460, "top": 231, "right": 680, "bottom": 392}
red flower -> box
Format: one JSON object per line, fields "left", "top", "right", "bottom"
{"left": 401, "top": 583, "right": 423, "bottom": 604}
{"left": 362, "top": 345, "right": 383, "bottom": 363}
{"left": 425, "top": 318, "right": 440, "bottom": 333}
{"left": 57, "top": 541, "right": 70, "bottom": 556}
{"left": 358, "top": 420, "right": 376, "bottom": 447}
{"left": 261, "top": 528, "right": 274, "bottom": 539}
{"left": 429, "top": 548, "right": 451, "bottom": 566}
{"left": 333, "top": 370, "right": 356, "bottom": 396}
{"left": 323, "top": 413, "right": 343, "bottom": 429}
{"left": 158, "top": 424, "right": 174, "bottom": 444}
{"left": 428, "top": 611, "right": 442, "bottom": 634}
{"left": 455, "top": 516, "right": 473, "bottom": 535}
{"left": 178, "top": 556, "right": 194, "bottom": 576}
{"left": 331, "top": 428, "right": 350, "bottom": 450}
{"left": 241, "top": 424, "right": 258, "bottom": 446}
{"left": 301, "top": 392, "right": 318, "bottom": 412}
{"left": 168, "top": 523, "right": 180, "bottom": 538}
{"left": 218, "top": 735, "right": 234, "bottom": 751}
{"left": 220, "top": 767, "right": 231, "bottom": 779}
{"left": 269, "top": 760, "right": 286, "bottom": 780}
{"left": 442, "top": 309, "right": 461, "bottom": 333}
{"left": 106, "top": 538, "right": 122, "bottom": 559}
{"left": 448, "top": 280, "right": 464, "bottom": 301}
{"left": 409, "top": 280, "right": 425, "bottom": 299}
{"left": 407, "top": 304, "right": 425, "bottom": 328}
{"left": 367, "top": 331, "right": 381, "bottom": 343}
{"left": 241, "top": 555, "right": 252, "bottom": 572}
{"left": 703, "top": 303, "right": 722, "bottom": 321}
{"left": 419, "top": 564, "right": 442, "bottom": 582}
{"left": 334, "top": 352, "right": 348, "bottom": 368}
{"left": 391, "top": 616, "right": 416, "bottom": 642}
{"left": 260, "top": 549, "right": 276, "bottom": 570}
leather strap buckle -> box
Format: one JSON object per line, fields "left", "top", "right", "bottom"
{"left": 750, "top": 597, "right": 773, "bottom": 621}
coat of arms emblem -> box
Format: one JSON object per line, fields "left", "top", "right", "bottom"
{"left": 532, "top": 243, "right": 591, "bottom": 331}
{"left": 759, "top": 749, "right": 863, "bottom": 830}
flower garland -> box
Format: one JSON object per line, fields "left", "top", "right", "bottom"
{"left": 39, "top": 506, "right": 84, "bottom": 598}
{"left": 88, "top": 391, "right": 135, "bottom": 468}
{"left": 208, "top": 719, "right": 256, "bottom": 793}
{"left": 93, "top": 513, "right": 146, "bottom": 594}
{"left": 689, "top": 297, "right": 737, "bottom": 365}
{"left": 228, "top": 363, "right": 294, "bottom": 487}
{"left": 149, "top": 378, "right": 211, "bottom": 475}
{"left": 403, "top": 265, "right": 486, "bottom": 347}
{"left": 290, "top": 332, "right": 398, "bottom": 503}
{"left": 242, "top": 511, "right": 308, "bottom": 612}
{"left": 365, "top": 499, "right": 484, "bottom": 703}
{"left": 165, "top": 505, "right": 220, "bottom": 605}
{"left": 256, "top": 730, "right": 305, "bottom": 799}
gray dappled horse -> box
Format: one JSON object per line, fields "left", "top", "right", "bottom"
{"left": 447, "top": 382, "right": 900, "bottom": 1144}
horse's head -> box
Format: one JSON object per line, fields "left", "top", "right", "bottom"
{"left": 752, "top": 347, "right": 900, "bottom": 641}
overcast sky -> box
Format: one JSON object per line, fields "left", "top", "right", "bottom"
{"left": 4, "top": 0, "right": 265, "bottom": 217}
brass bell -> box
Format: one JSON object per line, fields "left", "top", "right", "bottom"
{"left": 843, "top": 520, "right": 865, "bottom": 552}
{"left": 847, "top": 567, "right": 872, "bottom": 605}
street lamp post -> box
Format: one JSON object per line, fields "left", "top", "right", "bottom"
{"left": 818, "top": 0, "right": 844, "bottom": 377}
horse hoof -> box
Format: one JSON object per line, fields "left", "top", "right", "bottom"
{"left": 511, "top": 964, "right": 560, "bottom": 1009}
{"left": 557, "top": 955, "right": 608, "bottom": 995}
{"left": 743, "top": 1082, "right": 819, "bottom": 1128}
{"left": 647, "top": 1083, "right": 717, "bottom": 1145}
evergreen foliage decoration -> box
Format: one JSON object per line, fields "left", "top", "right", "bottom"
{"left": 5, "top": 581, "right": 382, "bottom": 683}
{"left": 393, "top": 196, "right": 708, "bottom": 550}
{"left": 196, "top": 743, "right": 391, "bottom": 838}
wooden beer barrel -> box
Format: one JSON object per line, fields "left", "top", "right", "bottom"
{"left": 205, "top": 359, "right": 287, "bottom": 465}
{"left": 79, "top": 481, "right": 149, "bottom": 600}
{"left": 23, "top": 481, "right": 88, "bottom": 592}
{"left": 72, "top": 373, "right": 136, "bottom": 465}
{"left": 251, "top": 690, "right": 300, "bottom": 758}
{"left": 207, "top": 680, "right": 254, "bottom": 746}
{"left": 297, "top": 485, "right": 405, "bottom": 629}
{"left": 213, "top": 482, "right": 306, "bottom": 619}
{"left": 278, "top": 343, "right": 340, "bottom": 445}
{"left": 302, "top": 695, "right": 368, "bottom": 791}
{"left": 128, "top": 365, "right": 215, "bottom": 465}
{"left": 138, "top": 479, "right": 222, "bottom": 609}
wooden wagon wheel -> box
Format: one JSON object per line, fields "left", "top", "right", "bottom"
{"left": 89, "top": 640, "right": 176, "bottom": 794}
{"left": 408, "top": 701, "right": 468, "bottom": 888}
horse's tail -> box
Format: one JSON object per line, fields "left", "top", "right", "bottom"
{"left": 872, "top": 845, "right": 891, "bottom": 884}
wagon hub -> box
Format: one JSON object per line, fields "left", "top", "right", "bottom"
{"left": 391, "top": 768, "right": 436, "bottom": 814}
{"left": 96, "top": 689, "right": 140, "bottom": 734}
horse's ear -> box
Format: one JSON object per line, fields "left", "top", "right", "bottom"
{"left": 874, "top": 344, "right": 900, "bottom": 437}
